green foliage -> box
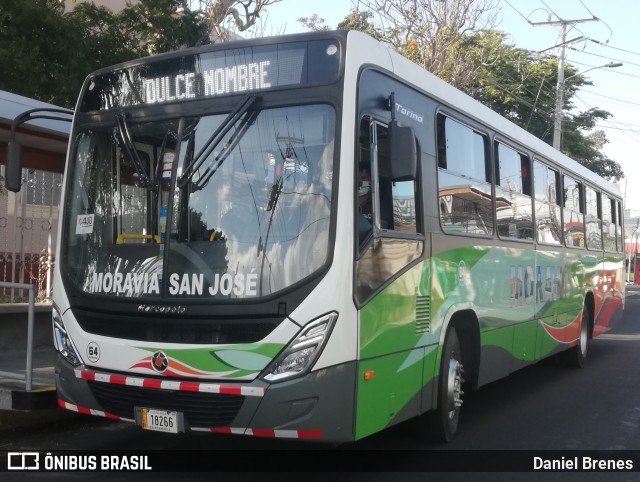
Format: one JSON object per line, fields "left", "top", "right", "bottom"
{"left": 0, "top": 0, "right": 75, "bottom": 106}
{"left": 118, "top": 0, "right": 209, "bottom": 54}
{"left": 298, "top": 13, "right": 330, "bottom": 32}
{"left": 0, "top": 0, "right": 209, "bottom": 108}
{"left": 337, "top": 11, "right": 382, "bottom": 41}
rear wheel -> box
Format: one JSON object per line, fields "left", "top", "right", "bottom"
{"left": 421, "top": 327, "right": 464, "bottom": 442}
{"left": 565, "top": 305, "right": 590, "bottom": 368}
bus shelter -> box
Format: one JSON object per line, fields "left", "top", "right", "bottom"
{"left": 0, "top": 90, "right": 70, "bottom": 303}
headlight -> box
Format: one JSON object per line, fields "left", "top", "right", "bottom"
{"left": 52, "top": 305, "right": 82, "bottom": 366}
{"left": 262, "top": 312, "right": 337, "bottom": 382}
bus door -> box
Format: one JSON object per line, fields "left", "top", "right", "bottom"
{"left": 354, "top": 70, "right": 433, "bottom": 439}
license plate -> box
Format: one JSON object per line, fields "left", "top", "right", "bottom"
{"left": 138, "top": 408, "right": 181, "bottom": 434}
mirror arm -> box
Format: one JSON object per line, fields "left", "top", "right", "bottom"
{"left": 4, "top": 108, "right": 73, "bottom": 192}
{"left": 387, "top": 92, "right": 396, "bottom": 120}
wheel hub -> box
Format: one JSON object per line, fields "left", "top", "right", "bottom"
{"left": 446, "top": 357, "right": 464, "bottom": 419}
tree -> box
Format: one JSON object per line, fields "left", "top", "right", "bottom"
{"left": 0, "top": 0, "right": 209, "bottom": 108}
{"left": 117, "top": 0, "right": 210, "bottom": 54}
{"left": 298, "top": 13, "right": 330, "bottom": 32}
{"left": 562, "top": 110, "right": 624, "bottom": 179}
{"left": 367, "top": 0, "right": 499, "bottom": 75}
{"left": 337, "top": 11, "right": 382, "bottom": 41}
{"left": 190, "top": 0, "right": 282, "bottom": 42}
{"left": 0, "top": 0, "right": 77, "bottom": 106}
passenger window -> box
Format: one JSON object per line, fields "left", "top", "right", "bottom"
{"left": 585, "top": 186, "right": 602, "bottom": 250}
{"left": 437, "top": 115, "right": 493, "bottom": 236}
{"left": 495, "top": 142, "right": 533, "bottom": 241}
{"left": 563, "top": 175, "right": 585, "bottom": 248}
{"left": 357, "top": 118, "right": 419, "bottom": 250}
{"left": 533, "top": 160, "right": 561, "bottom": 245}
{"left": 602, "top": 195, "right": 616, "bottom": 252}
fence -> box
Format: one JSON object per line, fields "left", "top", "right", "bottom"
{"left": 0, "top": 165, "right": 62, "bottom": 303}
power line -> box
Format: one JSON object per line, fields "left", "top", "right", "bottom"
{"left": 567, "top": 46, "right": 640, "bottom": 69}
{"left": 538, "top": 0, "right": 561, "bottom": 21}
{"left": 571, "top": 60, "right": 640, "bottom": 79}
{"left": 573, "top": 94, "right": 640, "bottom": 145}
{"left": 578, "top": 0, "right": 598, "bottom": 19}
{"left": 580, "top": 88, "right": 640, "bottom": 107}
{"left": 502, "top": 0, "right": 531, "bottom": 24}
{"left": 589, "top": 38, "right": 640, "bottom": 58}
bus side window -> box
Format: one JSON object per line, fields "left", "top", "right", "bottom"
{"left": 437, "top": 114, "right": 493, "bottom": 236}
{"left": 563, "top": 175, "right": 585, "bottom": 247}
{"left": 533, "top": 160, "right": 562, "bottom": 245}
{"left": 585, "top": 186, "right": 602, "bottom": 250}
{"left": 495, "top": 142, "right": 533, "bottom": 241}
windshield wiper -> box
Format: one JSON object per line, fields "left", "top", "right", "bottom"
{"left": 177, "top": 94, "right": 259, "bottom": 189}
{"left": 116, "top": 112, "right": 156, "bottom": 190}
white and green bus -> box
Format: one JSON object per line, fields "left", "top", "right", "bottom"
{"left": 5, "top": 30, "right": 625, "bottom": 444}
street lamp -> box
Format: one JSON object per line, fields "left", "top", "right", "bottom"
{"left": 552, "top": 62, "right": 623, "bottom": 150}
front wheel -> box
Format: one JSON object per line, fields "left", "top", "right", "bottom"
{"left": 421, "top": 327, "right": 464, "bottom": 442}
{"left": 565, "top": 305, "right": 590, "bottom": 368}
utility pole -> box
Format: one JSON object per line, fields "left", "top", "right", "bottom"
{"left": 530, "top": 16, "right": 599, "bottom": 150}
{"left": 552, "top": 22, "right": 567, "bottom": 151}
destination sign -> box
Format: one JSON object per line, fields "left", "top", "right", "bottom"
{"left": 80, "top": 39, "right": 341, "bottom": 112}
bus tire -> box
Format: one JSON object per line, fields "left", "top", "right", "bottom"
{"left": 422, "top": 327, "right": 464, "bottom": 442}
{"left": 565, "top": 305, "right": 590, "bottom": 368}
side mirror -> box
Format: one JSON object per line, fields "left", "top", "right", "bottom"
{"left": 5, "top": 141, "right": 23, "bottom": 192}
{"left": 388, "top": 120, "right": 417, "bottom": 181}
{"left": 3, "top": 107, "right": 73, "bottom": 193}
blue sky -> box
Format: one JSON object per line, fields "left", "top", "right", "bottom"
{"left": 256, "top": 0, "right": 640, "bottom": 213}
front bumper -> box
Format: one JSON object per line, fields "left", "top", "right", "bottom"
{"left": 55, "top": 353, "right": 356, "bottom": 444}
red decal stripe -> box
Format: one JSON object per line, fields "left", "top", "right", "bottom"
{"left": 252, "top": 429, "right": 276, "bottom": 437}
{"left": 104, "top": 412, "right": 123, "bottom": 420}
{"left": 179, "top": 382, "right": 201, "bottom": 392}
{"left": 58, "top": 400, "right": 130, "bottom": 422}
{"left": 220, "top": 386, "right": 242, "bottom": 396}
{"left": 297, "top": 430, "right": 323, "bottom": 439}
{"left": 142, "top": 379, "right": 163, "bottom": 389}
{"left": 80, "top": 371, "right": 96, "bottom": 381}
{"left": 75, "top": 369, "right": 264, "bottom": 397}
{"left": 211, "top": 427, "right": 232, "bottom": 434}
{"left": 541, "top": 314, "right": 581, "bottom": 343}
{"left": 110, "top": 375, "right": 128, "bottom": 385}
{"left": 77, "top": 405, "right": 92, "bottom": 415}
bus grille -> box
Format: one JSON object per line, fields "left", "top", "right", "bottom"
{"left": 72, "top": 307, "right": 280, "bottom": 344}
{"left": 416, "top": 295, "right": 430, "bottom": 333}
{"left": 88, "top": 381, "right": 245, "bottom": 428}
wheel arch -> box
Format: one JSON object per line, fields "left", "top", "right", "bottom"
{"left": 439, "top": 306, "right": 481, "bottom": 390}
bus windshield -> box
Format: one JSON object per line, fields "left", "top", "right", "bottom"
{"left": 63, "top": 103, "right": 335, "bottom": 300}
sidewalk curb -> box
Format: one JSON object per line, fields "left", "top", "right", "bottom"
{"left": 0, "top": 406, "right": 79, "bottom": 433}
{"left": 0, "top": 386, "right": 57, "bottom": 411}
